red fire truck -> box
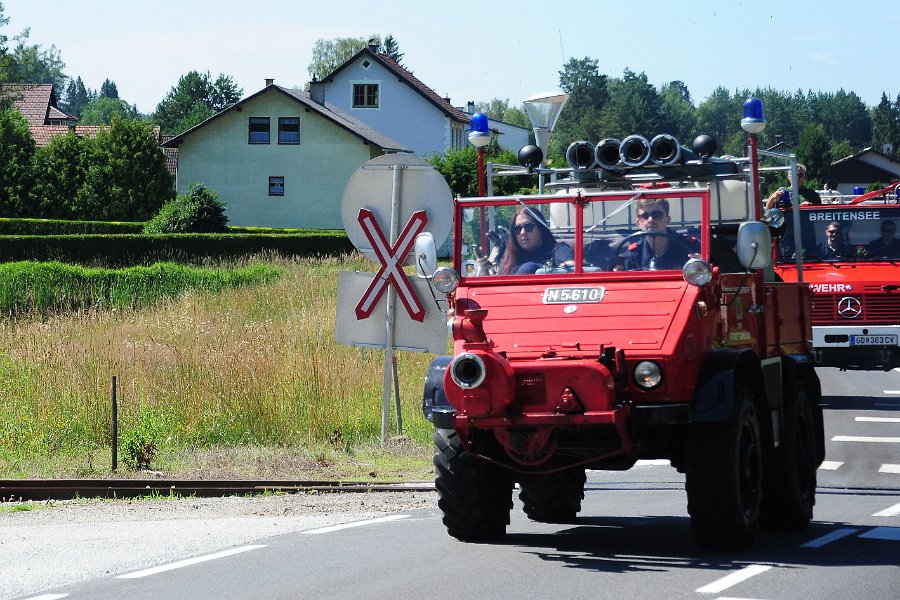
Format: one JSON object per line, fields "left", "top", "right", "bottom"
{"left": 418, "top": 107, "right": 825, "bottom": 551}
{"left": 772, "top": 182, "right": 900, "bottom": 370}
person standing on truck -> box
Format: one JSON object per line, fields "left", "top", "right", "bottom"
{"left": 765, "top": 164, "right": 822, "bottom": 209}
{"left": 819, "top": 221, "right": 853, "bottom": 259}
{"left": 866, "top": 219, "right": 900, "bottom": 258}
{"left": 615, "top": 199, "right": 697, "bottom": 270}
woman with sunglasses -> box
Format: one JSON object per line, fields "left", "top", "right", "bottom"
{"left": 496, "top": 207, "right": 568, "bottom": 275}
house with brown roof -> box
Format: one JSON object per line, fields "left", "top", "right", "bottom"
{"left": 3, "top": 83, "right": 176, "bottom": 174}
{"left": 162, "top": 80, "right": 410, "bottom": 229}
{"left": 310, "top": 43, "right": 477, "bottom": 157}
{"left": 831, "top": 147, "right": 900, "bottom": 194}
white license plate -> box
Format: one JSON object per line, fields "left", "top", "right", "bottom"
{"left": 850, "top": 335, "right": 898, "bottom": 346}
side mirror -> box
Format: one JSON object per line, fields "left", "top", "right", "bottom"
{"left": 737, "top": 221, "right": 772, "bottom": 270}
{"left": 413, "top": 232, "right": 437, "bottom": 278}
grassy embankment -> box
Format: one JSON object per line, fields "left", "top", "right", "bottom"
{"left": 0, "top": 254, "right": 437, "bottom": 481}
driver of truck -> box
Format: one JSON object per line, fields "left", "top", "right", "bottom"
{"left": 476, "top": 206, "right": 572, "bottom": 275}
{"left": 615, "top": 199, "right": 697, "bottom": 270}
{"left": 819, "top": 221, "right": 853, "bottom": 259}
{"left": 866, "top": 219, "right": 900, "bottom": 258}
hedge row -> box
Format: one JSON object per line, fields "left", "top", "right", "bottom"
{"left": 0, "top": 217, "right": 316, "bottom": 236}
{"left": 0, "top": 233, "right": 354, "bottom": 266}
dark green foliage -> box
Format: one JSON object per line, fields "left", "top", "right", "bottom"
{"left": 429, "top": 144, "right": 522, "bottom": 198}
{"left": 144, "top": 183, "right": 228, "bottom": 234}
{"left": 153, "top": 71, "right": 241, "bottom": 135}
{"left": 0, "top": 217, "right": 143, "bottom": 234}
{"left": 0, "top": 107, "right": 35, "bottom": 216}
{"left": 78, "top": 96, "right": 139, "bottom": 125}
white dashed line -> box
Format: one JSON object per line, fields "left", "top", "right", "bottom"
{"left": 879, "top": 464, "right": 900, "bottom": 474}
{"left": 302, "top": 514, "right": 409, "bottom": 534}
{"left": 819, "top": 461, "right": 843, "bottom": 470}
{"left": 884, "top": 390, "right": 900, "bottom": 395}
{"left": 859, "top": 527, "right": 900, "bottom": 541}
{"left": 856, "top": 416, "right": 900, "bottom": 423}
{"left": 21, "top": 595, "right": 69, "bottom": 600}
{"left": 696, "top": 564, "right": 772, "bottom": 594}
{"left": 801, "top": 528, "right": 860, "bottom": 548}
{"left": 117, "top": 544, "right": 267, "bottom": 579}
{"left": 873, "top": 502, "right": 900, "bottom": 517}
{"left": 832, "top": 435, "right": 900, "bottom": 443}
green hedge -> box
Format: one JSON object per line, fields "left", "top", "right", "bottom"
{"left": 0, "top": 233, "right": 354, "bottom": 266}
{"left": 0, "top": 218, "right": 144, "bottom": 235}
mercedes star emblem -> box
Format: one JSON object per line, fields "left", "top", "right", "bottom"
{"left": 837, "top": 296, "right": 862, "bottom": 319}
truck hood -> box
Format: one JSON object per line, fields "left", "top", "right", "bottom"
{"left": 456, "top": 278, "right": 695, "bottom": 359}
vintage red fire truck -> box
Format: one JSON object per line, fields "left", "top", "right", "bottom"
{"left": 771, "top": 182, "right": 900, "bottom": 370}
{"left": 418, "top": 105, "right": 825, "bottom": 551}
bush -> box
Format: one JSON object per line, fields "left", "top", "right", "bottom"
{"left": 143, "top": 182, "right": 228, "bottom": 234}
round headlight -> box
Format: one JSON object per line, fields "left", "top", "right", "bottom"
{"left": 432, "top": 267, "right": 459, "bottom": 294}
{"left": 683, "top": 258, "right": 712, "bottom": 287}
{"left": 633, "top": 360, "right": 662, "bottom": 389}
{"left": 450, "top": 352, "right": 486, "bottom": 389}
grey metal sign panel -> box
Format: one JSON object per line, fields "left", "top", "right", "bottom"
{"left": 334, "top": 271, "right": 449, "bottom": 353}
{"left": 341, "top": 154, "right": 453, "bottom": 264}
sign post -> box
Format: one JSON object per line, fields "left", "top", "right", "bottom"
{"left": 336, "top": 154, "right": 452, "bottom": 440}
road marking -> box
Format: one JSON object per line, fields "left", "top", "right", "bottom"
{"left": 856, "top": 416, "right": 900, "bottom": 423}
{"left": 696, "top": 564, "right": 772, "bottom": 594}
{"left": 859, "top": 527, "right": 900, "bottom": 541}
{"left": 302, "top": 514, "right": 409, "bottom": 535}
{"left": 831, "top": 435, "right": 900, "bottom": 443}
{"left": 22, "top": 595, "right": 69, "bottom": 600}
{"left": 819, "top": 461, "right": 843, "bottom": 470}
{"left": 880, "top": 464, "right": 900, "bottom": 474}
{"left": 874, "top": 502, "right": 900, "bottom": 517}
{"left": 801, "top": 528, "right": 860, "bottom": 548}
{"left": 635, "top": 459, "right": 670, "bottom": 466}
{"left": 884, "top": 390, "right": 900, "bottom": 395}
{"left": 117, "top": 544, "right": 267, "bottom": 579}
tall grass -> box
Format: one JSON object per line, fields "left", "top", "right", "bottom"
{"left": 0, "top": 253, "right": 439, "bottom": 476}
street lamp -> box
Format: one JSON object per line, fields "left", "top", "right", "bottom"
{"left": 523, "top": 91, "right": 569, "bottom": 193}
{"left": 468, "top": 112, "right": 491, "bottom": 249}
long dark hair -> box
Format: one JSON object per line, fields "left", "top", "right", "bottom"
{"left": 499, "top": 207, "right": 555, "bottom": 275}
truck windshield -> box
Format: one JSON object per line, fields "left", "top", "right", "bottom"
{"left": 775, "top": 205, "right": 900, "bottom": 263}
{"left": 457, "top": 190, "right": 709, "bottom": 277}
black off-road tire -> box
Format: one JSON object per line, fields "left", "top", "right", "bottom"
{"left": 433, "top": 428, "right": 513, "bottom": 541}
{"left": 519, "top": 468, "right": 586, "bottom": 523}
{"left": 685, "top": 386, "right": 763, "bottom": 550}
{"left": 761, "top": 379, "right": 817, "bottom": 530}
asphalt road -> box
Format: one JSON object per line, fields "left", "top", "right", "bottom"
{"left": 9, "top": 366, "right": 899, "bottom": 600}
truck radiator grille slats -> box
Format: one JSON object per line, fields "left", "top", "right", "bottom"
{"left": 812, "top": 294, "right": 900, "bottom": 324}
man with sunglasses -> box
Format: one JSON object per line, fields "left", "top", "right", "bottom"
{"left": 866, "top": 219, "right": 900, "bottom": 258}
{"left": 616, "top": 199, "right": 698, "bottom": 271}
{"left": 819, "top": 221, "right": 852, "bottom": 259}
{"left": 765, "top": 164, "right": 822, "bottom": 209}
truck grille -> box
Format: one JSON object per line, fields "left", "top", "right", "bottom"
{"left": 812, "top": 293, "right": 900, "bottom": 325}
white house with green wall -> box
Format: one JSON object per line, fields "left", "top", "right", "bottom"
{"left": 163, "top": 82, "right": 410, "bottom": 229}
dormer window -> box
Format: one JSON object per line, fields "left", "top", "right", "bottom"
{"left": 352, "top": 83, "right": 379, "bottom": 108}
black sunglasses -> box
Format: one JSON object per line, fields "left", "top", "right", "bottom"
{"left": 637, "top": 210, "right": 666, "bottom": 220}
{"left": 513, "top": 222, "right": 537, "bottom": 234}
{"left": 883, "top": 228, "right": 896, "bottom": 234}
{"left": 826, "top": 230, "right": 840, "bottom": 235}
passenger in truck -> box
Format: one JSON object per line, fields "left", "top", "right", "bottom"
{"left": 614, "top": 198, "right": 698, "bottom": 270}
{"left": 819, "top": 222, "right": 853, "bottom": 259}
{"left": 476, "top": 206, "right": 572, "bottom": 275}
{"left": 865, "top": 220, "right": 899, "bottom": 258}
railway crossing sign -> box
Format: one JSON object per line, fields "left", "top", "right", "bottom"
{"left": 335, "top": 154, "right": 452, "bottom": 438}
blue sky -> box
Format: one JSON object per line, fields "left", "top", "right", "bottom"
{"left": 4, "top": 0, "right": 898, "bottom": 115}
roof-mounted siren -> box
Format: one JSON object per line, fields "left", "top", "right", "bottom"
{"left": 649, "top": 134, "right": 682, "bottom": 166}
{"left": 594, "top": 138, "right": 623, "bottom": 171}
{"left": 619, "top": 135, "right": 652, "bottom": 167}
{"left": 565, "top": 141, "right": 597, "bottom": 170}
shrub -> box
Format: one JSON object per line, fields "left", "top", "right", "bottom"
{"left": 143, "top": 183, "right": 228, "bottom": 234}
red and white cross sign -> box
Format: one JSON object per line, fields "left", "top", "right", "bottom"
{"left": 355, "top": 208, "right": 428, "bottom": 322}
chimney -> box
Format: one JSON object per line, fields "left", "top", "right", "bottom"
{"left": 367, "top": 39, "right": 379, "bottom": 53}
{"left": 309, "top": 80, "right": 326, "bottom": 105}
{"left": 466, "top": 101, "right": 475, "bottom": 114}
{"left": 265, "top": 78, "right": 274, "bottom": 86}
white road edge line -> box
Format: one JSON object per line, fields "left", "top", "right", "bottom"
{"left": 873, "top": 502, "right": 900, "bottom": 517}
{"left": 116, "top": 544, "right": 267, "bottom": 579}
{"left": 856, "top": 416, "right": 900, "bottom": 423}
{"left": 819, "top": 461, "right": 843, "bottom": 470}
{"left": 801, "top": 528, "right": 860, "bottom": 548}
{"left": 303, "top": 514, "right": 409, "bottom": 535}
{"left": 22, "top": 595, "right": 70, "bottom": 600}
{"left": 695, "top": 564, "right": 772, "bottom": 594}
{"left": 831, "top": 435, "right": 900, "bottom": 443}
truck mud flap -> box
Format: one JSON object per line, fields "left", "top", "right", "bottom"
{"left": 423, "top": 356, "right": 454, "bottom": 427}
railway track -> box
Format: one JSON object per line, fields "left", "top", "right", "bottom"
{"left": 0, "top": 479, "right": 436, "bottom": 501}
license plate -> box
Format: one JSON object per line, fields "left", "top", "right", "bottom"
{"left": 850, "top": 335, "right": 898, "bottom": 346}
{"left": 542, "top": 286, "right": 605, "bottom": 304}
